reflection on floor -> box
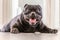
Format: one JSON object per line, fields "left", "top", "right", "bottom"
{"left": 0, "top": 31, "right": 60, "bottom": 40}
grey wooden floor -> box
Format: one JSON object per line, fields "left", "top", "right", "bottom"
{"left": 0, "top": 31, "right": 59, "bottom": 40}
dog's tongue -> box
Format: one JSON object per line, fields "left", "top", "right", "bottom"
{"left": 29, "top": 19, "right": 36, "bottom": 23}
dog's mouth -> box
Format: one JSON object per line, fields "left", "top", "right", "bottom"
{"left": 28, "top": 18, "right": 37, "bottom": 26}
{"left": 25, "top": 17, "right": 39, "bottom": 26}
{"left": 29, "top": 19, "right": 36, "bottom": 24}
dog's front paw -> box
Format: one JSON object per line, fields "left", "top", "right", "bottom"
{"left": 10, "top": 28, "right": 19, "bottom": 34}
{"left": 51, "top": 29, "right": 58, "bottom": 34}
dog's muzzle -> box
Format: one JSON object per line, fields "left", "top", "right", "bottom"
{"left": 29, "top": 12, "right": 37, "bottom": 25}
{"left": 30, "top": 13, "right": 36, "bottom": 19}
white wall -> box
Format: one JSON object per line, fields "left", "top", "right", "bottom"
{"left": 3, "top": 0, "right": 12, "bottom": 25}
{"left": 0, "top": 0, "right": 3, "bottom": 25}
{"left": 0, "top": 0, "right": 3, "bottom": 29}
{"left": 19, "top": 0, "right": 43, "bottom": 8}
{"left": 54, "top": 0, "right": 59, "bottom": 28}
{"left": 12, "top": 0, "right": 19, "bottom": 18}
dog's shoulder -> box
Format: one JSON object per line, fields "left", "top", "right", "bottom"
{"left": 9, "top": 14, "right": 22, "bottom": 27}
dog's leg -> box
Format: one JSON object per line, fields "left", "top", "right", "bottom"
{"left": 38, "top": 22, "right": 58, "bottom": 34}
{"left": 10, "top": 24, "right": 19, "bottom": 34}
{"left": 39, "top": 25, "right": 58, "bottom": 34}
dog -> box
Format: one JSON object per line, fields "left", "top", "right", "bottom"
{"left": 1, "top": 4, "right": 58, "bottom": 34}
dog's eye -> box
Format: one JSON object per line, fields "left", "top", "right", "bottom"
{"left": 25, "top": 12, "right": 30, "bottom": 15}
{"left": 37, "top": 13, "right": 41, "bottom": 15}
{"left": 36, "top": 10, "right": 42, "bottom": 15}
{"left": 24, "top": 11, "right": 31, "bottom": 15}
{"left": 36, "top": 12, "right": 41, "bottom": 15}
{"left": 25, "top": 13, "right": 28, "bottom": 15}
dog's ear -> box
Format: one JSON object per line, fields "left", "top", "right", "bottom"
{"left": 37, "top": 5, "right": 42, "bottom": 10}
{"left": 24, "top": 4, "right": 28, "bottom": 8}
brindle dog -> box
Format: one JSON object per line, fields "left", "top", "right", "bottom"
{"left": 1, "top": 4, "right": 58, "bottom": 34}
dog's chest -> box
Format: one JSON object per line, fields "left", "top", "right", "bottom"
{"left": 23, "top": 26, "right": 39, "bottom": 33}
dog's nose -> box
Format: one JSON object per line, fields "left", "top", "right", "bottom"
{"left": 31, "top": 13, "right": 35, "bottom": 19}
{"left": 32, "top": 13, "right": 34, "bottom": 16}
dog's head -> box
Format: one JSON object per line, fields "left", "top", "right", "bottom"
{"left": 22, "top": 4, "right": 42, "bottom": 26}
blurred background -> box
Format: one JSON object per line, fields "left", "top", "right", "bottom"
{"left": 0, "top": 0, "right": 59, "bottom": 29}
